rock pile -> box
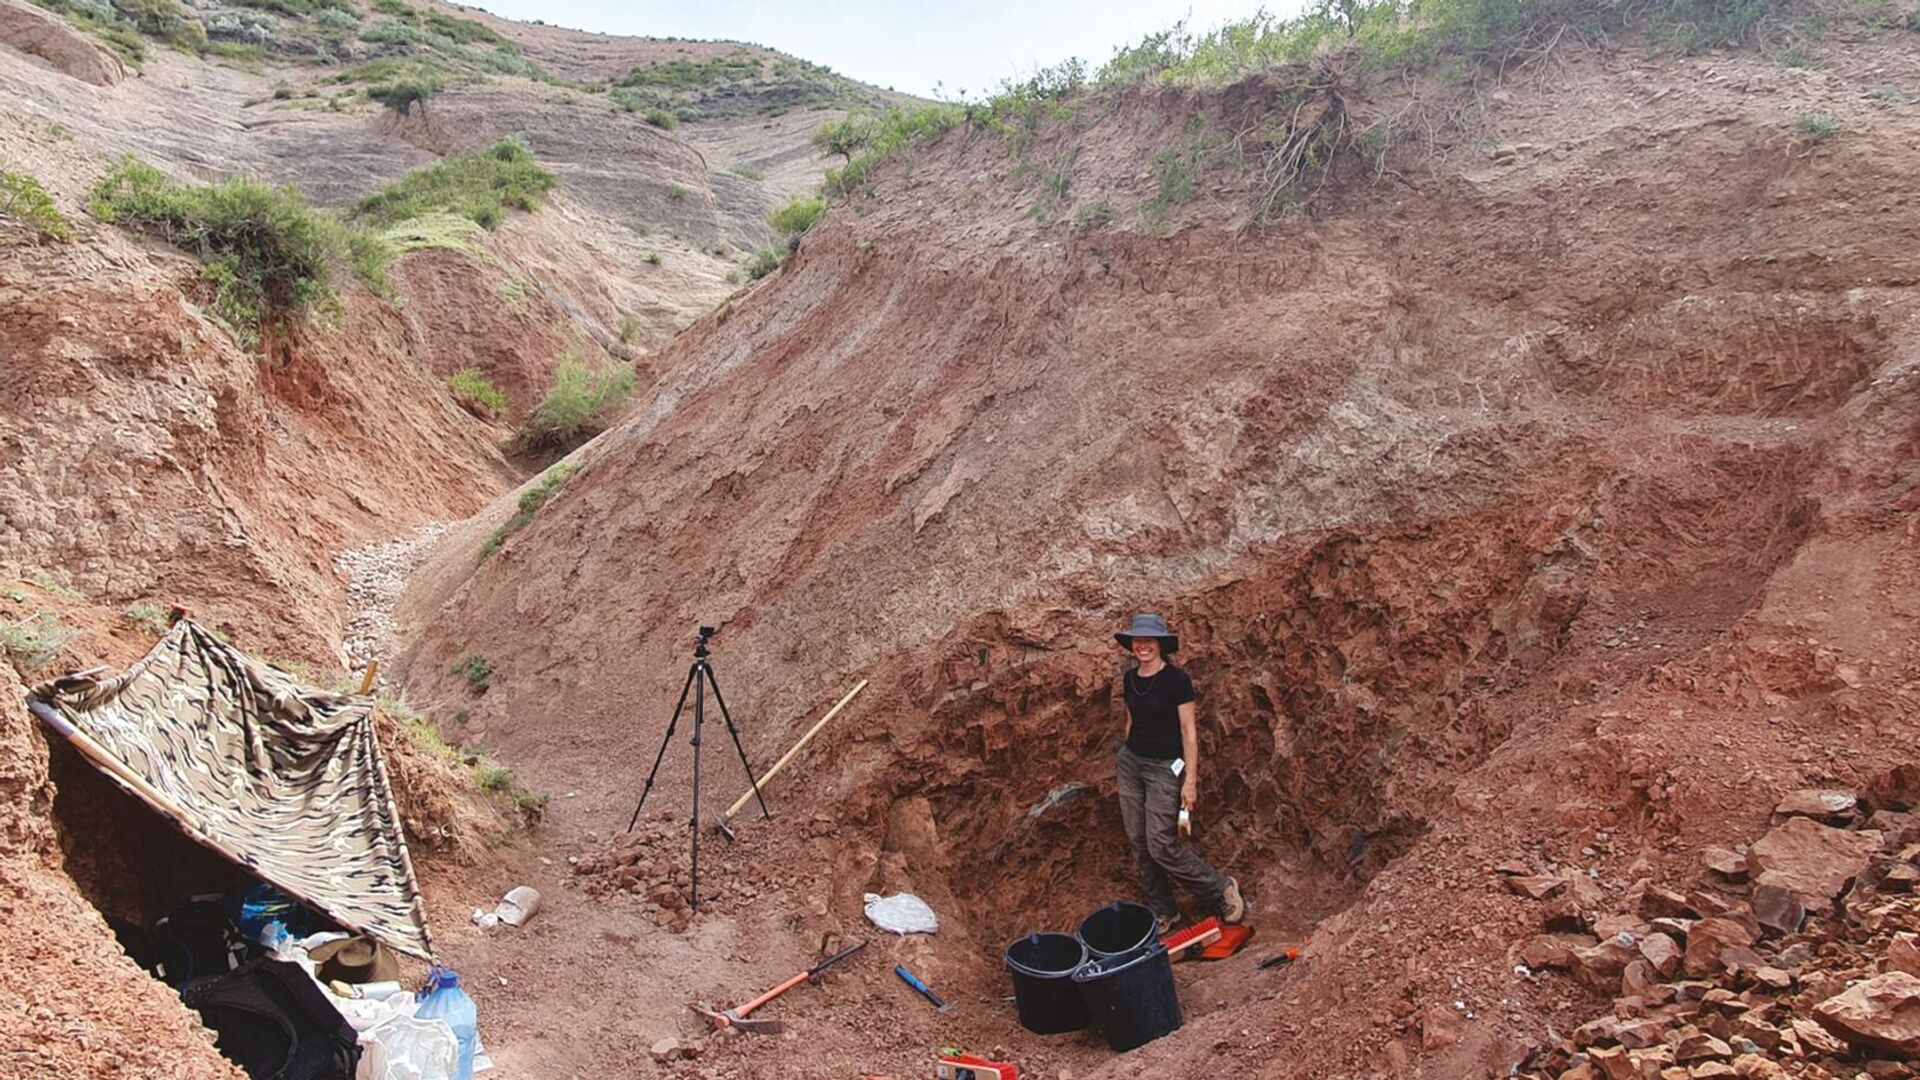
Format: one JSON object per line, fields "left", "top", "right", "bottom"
{"left": 569, "top": 816, "right": 772, "bottom": 933}
{"left": 1512, "top": 777, "right": 1920, "bottom": 1079}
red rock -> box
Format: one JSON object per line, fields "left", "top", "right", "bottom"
{"left": 1703, "top": 847, "right": 1749, "bottom": 880}
{"left": 1866, "top": 763, "right": 1920, "bottom": 812}
{"left": 1640, "top": 884, "right": 1695, "bottom": 919}
{"left": 1674, "top": 1031, "right": 1731, "bottom": 1062}
{"left": 1508, "top": 874, "right": 1567, "bottom": 900}
{"left": 1750, "top": 884, "right": 1804, "bottom": 937}
{"left": 1587, "top": 1046, "right": 1638, "bottom": 1080}
{"left": 1689, "top": 1064, "right": 1737, "bottom": 1079}
{"left": 1746, "top": 818, "right": 1884, "bottom": 906}
{"left": 1790, "top": 1015, "right": 1846, "bottom": 1055}
{"left": 1521, "top": 933, "right": 1590, "bottom": 969}
{"left": 1616, "top": 1018, "right": 1666, "bottom": 1049}
{"left": 1594, "top": 913, "right": 1652, "bottom": 940}
{"left": 1730, "top": 1054, "right": 1789, "bottom": 1079}
{"left": 1559, "top": 1065, "right": 1597, "bottom": 1080}
{"left": 1495, "top": 860, "right": 1533, "bottom": 876}
{"left": 1774, "top": 788, "right": 1858, "bottom": 821}
{"left": 1887, "top": 933, "right": 1920, "bottom": 978}
{"left": 1641, "top": 932, "right": 1682, "bottom": 977}
{"left": 1573, "top": 935, "right": 1642, "bottom": 992}
{"left": 1574, "top": 1015, "right": 1626, "bottom": 1046}
{"left": 1683, "top": 918, "right": 1756, "bottom": 978}
{"left": 1622, "top": 959, "right": 1657, "bottom": 995}
{"left": 1812, "top": 971, "right": 1920, "bottom": 1056}
{"left": 1884, "top": 863, "right": 1920, "bottom": 892}
{"left": 1749, "top": 966, "right": 1793, "bottom": 992}
{"left": 1687, "top": 890, "right": 1741, "bottom": 918}
{"left": 1420, "top": 1004, "right": 1460, "bottom": 1051}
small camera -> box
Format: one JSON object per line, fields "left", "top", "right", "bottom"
{"left": 698, "top": 625, "right": 717, "bottom": 639}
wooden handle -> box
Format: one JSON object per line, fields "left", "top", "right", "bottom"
{"left": 358, "top": 661, "right": 379, "bottom": 695}
{"left": 735, "top": 971, "right": 809, "bottom": 1018}
{"left": 725, "top": 680, "right": 868, "bottom": 820}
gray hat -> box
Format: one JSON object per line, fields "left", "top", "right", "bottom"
{"left": 1114, "top": 612, "right": 1179, "bottom": 655}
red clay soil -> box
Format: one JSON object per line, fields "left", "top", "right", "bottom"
{"left": 391, "top": 31, "right": 1920, "bottom": 1080}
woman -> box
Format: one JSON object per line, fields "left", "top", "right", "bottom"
{"left": 1113, "top": 613, "right": 1245, "bottom": 932}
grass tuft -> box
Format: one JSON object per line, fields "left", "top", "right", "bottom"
{"left": 448, "top": 369, "right": 507, "bottom": 416}
{"left": 517, "top": 354, "right": 634, "bottom": 452}
{"left": 125, "top": 602, "right": 172, "bottom": 635}
{"left": 1, "top": 610, "right": 77, "bottom": 672}
{"left": 1, "top": 170, "right": 73, "bottom": 243}
{"left": 450, "top": 653, "right": 491, "bottom": 692}
{"left": 354, "top": 139, "right": 556, "bottom": 231}
{"left": 480, "top": 461, "right": 577, "bottom": 558}
{"left": 769, "top": 193, "right": 826, "bottom": 235}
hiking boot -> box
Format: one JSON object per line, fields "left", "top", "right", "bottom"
{"left": 1220, "top": 877, "right": 1247, "bottom": 925}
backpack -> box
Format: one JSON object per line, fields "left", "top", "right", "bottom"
{"left": 180, "top": 957, "right": 360, "bottom": 1080}
{"left": 144, "top": 901, "right": 257, "bottom": 987}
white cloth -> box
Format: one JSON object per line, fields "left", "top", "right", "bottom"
{"left": 863, "top": 892, "right": 938, "bottom": 935}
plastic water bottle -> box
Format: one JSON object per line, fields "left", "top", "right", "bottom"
{"left": 415, "top": 966, "right": 478, "bottom": 1080}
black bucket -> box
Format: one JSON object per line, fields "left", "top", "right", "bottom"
{"left": 1070, "top": 942, "right": 1183, "bottom": 1052}
{"left": 1076, "top": 900, "right": 1157, "bottom": 959}
{"left": 1003, "top": 933, "right": 1089, "bottom": 1034}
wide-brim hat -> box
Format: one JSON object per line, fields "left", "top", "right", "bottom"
{"left": 1114, "top": 613, "right": 1179, "bottom": 655}
{"left": 309, "top": 935, "right": 401, "bottom": 985}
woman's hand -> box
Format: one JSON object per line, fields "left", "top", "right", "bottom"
{"left": 1181, "top": 775, "right": 1197, "bottom": 812}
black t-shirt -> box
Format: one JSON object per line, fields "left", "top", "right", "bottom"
{"left": 1123, "top": 664, "right": 1196, "bottom": 760}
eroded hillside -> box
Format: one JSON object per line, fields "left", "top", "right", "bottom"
{"left": 392, "top": 15, "right": 1920, "bottom": 1080}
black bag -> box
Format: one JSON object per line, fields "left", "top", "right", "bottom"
{"left": 180, "top": 958, "right": 360, "bottom": 1080}
{"left": 144, "top": 901, "right": 256, "bottom": 987}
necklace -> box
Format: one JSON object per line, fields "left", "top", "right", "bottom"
{"left": 1127, "top": 665, "right": 1164, "bottom": 696}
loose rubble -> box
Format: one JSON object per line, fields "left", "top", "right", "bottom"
{"left": 1510, "top": 780, "right": 1920, "bottom": 1080}
{"left": 334, "top": 522, "right": 451, "bottom": 678}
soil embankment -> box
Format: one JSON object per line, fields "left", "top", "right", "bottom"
{"left": 396, "top": 30, "right": 1920, "bottom": 1079}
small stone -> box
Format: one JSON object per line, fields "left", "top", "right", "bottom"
{"left": 1750, "top": 966, "right": 1793, "bottom": 991}
{"left": 1508, "top": 874, "right": 1568, "bottom": 900}
{"left": 1729, "top": 1053, "right": 1789, "bottom": 1079}
{"left": 1683, "top": 918, "right": 1756, "bottom": 978}
{"left": 1791, "top": 1015, "right": 1846, "bottom": 1056}
{"left": 1887, "top": 933, "right": 1920, "bottom": 978}
{"left": 650, "top": 1037, "right": 687, "bottom": 1063}
{"left": 1522, "top": 934, "right": 1586, "bottom": 970}
{"left": 1641, "top": 932, "right": 1683, "bottom": 977}
{"left": 1689, "top": 1063, "right": 1737, "bottom": 1079}
{"left": 1884, "top": 863, "right": 1920, "bottom": 892}
{"left": 1750, "top": 884, "right": 1805, "bottom": 937}
{"left": 1703, "top": 847, "right": 1749, "bottom": 880}
{"left": 1640, "top": 885, "right": 1695, "bottom": 919}
{"left": 1588, "top": 1046, "right": 1638, "bottom": 1080}
{"left": 1811, "top": 971, "right": 1920, "bottom": 1056}
{"left": 1674, "top": 1031, "right": 1731, "bottom": 1062}
{"left": 1774, "top": 788, "right": 1858, "bottom": 821}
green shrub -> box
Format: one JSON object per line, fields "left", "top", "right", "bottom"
{"left": 1794, "top": 110, "right": 1842, "bottom": 142}
{"left": 450, "top": 653, "right": 491, "bottom": 691}
{"left": 475, "top": 762, "right": 514, "bottom": 791}
{"left": 617, "top": 315, "right": 640, "bottom": 343}
{"left": 518, "top": 354, "right": 634, "bottom": 451}
{"left": 645, "top": 252, "right": 662, "bottom": 266}
{"left": 616, "top": 50, "right": 762, "bottom": 89}
{"left": 110, "top": 0, "right": 206, "bottom": 54}
{"left": 643, "top": 107, "right": 678, "bottom": 129}
{"left": 448, "top": 369, "right": 507, "bottom": 415}
{"left": 125, "top": 602, "right": 172, "bottom": 634}
{"left": 747, "top": 247, "right": 783, "bottom": 280}
{"left": 424, "top": 10, "right": 506, "bottom": 46}
{"left": 353, "top": 139, "right": 556, "bottom": 230}
{"left": 666, "top": 183, "right": 690, "bottom": 201}
{"left": 371, "top": 0, "right": 418, "bottom": 18}
{"left": 27, "top": 0, "right": 148, "bottom": 63}
{"left": 368, "top": 78, "right": 440, "bottom": 114}
{"left": 1, "top": 610, "right": 77, "bottom": 672}
{"left": 1073, "top": 200, "right": 1115, "bottom": 227}
{"left": 730, "top": 165, "right": 765, "bottom": 181}
{"left": 480, "top": 461, "right": 577, "bottom": 557}
{"left": 1, "top": 170, "right": 73, "bottom": 242}
{"left": 812, "top": 116, "right": 875, "bottom": 162}
{"left": 90, "top": 156, "right": 390, "bottom": 345}
{"left": 769, "top": 193, "right": 825, "bottom": 235}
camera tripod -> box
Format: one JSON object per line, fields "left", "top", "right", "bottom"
{"left": 626, "top": 626, "right": 771, "bottom": 912}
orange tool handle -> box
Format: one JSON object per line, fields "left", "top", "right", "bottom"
{"left": 735, "top": 971, "right": 808, "bottom": 1018}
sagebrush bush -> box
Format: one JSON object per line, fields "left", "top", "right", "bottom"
{"left": 90, "top": 156, "right": 390, "bottom": 345}
{"left": 643, "top": 107, "right": 678, "bottom": 129}
{"left": 769, "top": 193, "right": 825, "bottom": 234}
{"left": 747, "top": 247, "right": 783, "bottom": 280}
{"left": 518, "top": 354, "right": 634, "bottom": 451}
{"left": 353, "top": 139, "right": 556, "bottom": 230}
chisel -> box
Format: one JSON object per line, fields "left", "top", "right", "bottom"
{"left": 894, "top": 964, "right": 954, "bottom": 1012}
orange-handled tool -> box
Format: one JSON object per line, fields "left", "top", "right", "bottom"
{"left": 692, "top": 939, "right": 867, "bottom": 1034}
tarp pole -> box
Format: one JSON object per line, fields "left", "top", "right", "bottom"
{"left": 723, "top": 679, "right": 868, "bottom": 822}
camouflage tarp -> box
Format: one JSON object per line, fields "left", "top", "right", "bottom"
{"left": 29, "top": 619, "right": 431, "bottom": 958}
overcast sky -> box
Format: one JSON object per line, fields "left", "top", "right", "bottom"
{"left": 468, "top": 1, "right": 1296, "bottom": 99}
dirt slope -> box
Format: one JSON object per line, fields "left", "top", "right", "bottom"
{"left": 394, "top": 28, "right": 1920, "bottom": 1079}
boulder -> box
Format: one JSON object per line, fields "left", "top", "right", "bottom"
{"left": 1507, "top": 874, "right": 1567, "bottom": 900}
{"left": 1573, "top": 934, "right": 1642, "bottom": 992}
{"left": 1703, "top": 847, "right": 1749, "bottom": 880}
{"left": 1683, "top": 918, "right": 1756, "bottom": 978}
{"left": 1639, "top": 884, "right": 1695, "bottom": 919}
{"left": 1812, "top": 971, "right": 1920, "bottom": 1056}
{"left": 1746, "top": 818, "right": 1883, "bottom": 907}
{"left": 1520, "top": 933, "right": 1588, "bottom": 970}
{"left": 1586, "top": 1046, "right": 1638, "bottom": 1080}
{"left": 1674, "top": 1031, "right": 1731, "bottom": 1062}
{"left": 1887, "top": 932, "right": 1920, "bottom": 978}
{"left": 0, "top": 0, "right": 125, "bottom": 85}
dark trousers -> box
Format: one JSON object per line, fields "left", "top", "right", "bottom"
{"left": 1116, "top": 745, "right": 1228, "bottom": 918}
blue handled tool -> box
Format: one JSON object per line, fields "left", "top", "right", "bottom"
{"left": 894, "top": 964, "right": 954, "bottom": 1013}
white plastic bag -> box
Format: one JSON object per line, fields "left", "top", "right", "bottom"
{"left": 356, "top": 1014, "right": 458, "bottom": 1080}
{"left": 863, "top": 891, "right": 938, "bottom": 935}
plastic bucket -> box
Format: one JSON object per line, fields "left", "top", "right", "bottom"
{"left": 1070, "top": 942, "right": 1183, "bottom": 1052}
{"left": 1076, "top": 900, "right": 1157, "bottom": 959}
{"left": 1004, "top": 933, "right": 1089, "bottom": 1035}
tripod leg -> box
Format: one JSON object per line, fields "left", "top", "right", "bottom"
{"left": 628, "top": 665, "right": 698, "bottom": 832}
{"left": 690, "top": 661, "right": 704, "bottom": 913}
{"left": 704, "top": 665, "right": 773, "bottom": 821}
